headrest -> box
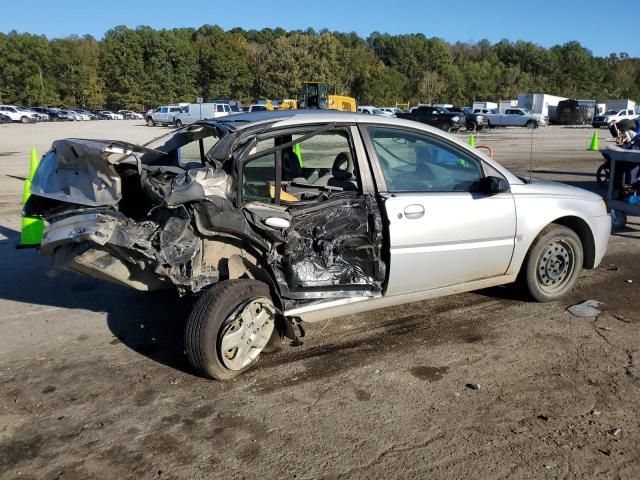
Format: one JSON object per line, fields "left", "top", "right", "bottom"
{"left": 332, "top": 152, "right": 353, "bottom": 180}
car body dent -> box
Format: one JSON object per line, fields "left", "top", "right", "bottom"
{"left": 28, "top": 111, "right": 610, "bottom": 322}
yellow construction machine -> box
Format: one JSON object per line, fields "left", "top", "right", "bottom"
{"left": 296, "top": 82, "right": 356, "bottom": 112}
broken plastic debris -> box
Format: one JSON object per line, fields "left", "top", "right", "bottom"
{"left": 566, "top": 300, "right": 603, "bottom": 317}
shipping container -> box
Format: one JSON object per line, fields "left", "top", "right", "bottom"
{"left": 499, "top": 100, "right": 518, "bottom": 113}
{"left": 605, "top": 99, "right": 636, "bottom": 112}
{"left": 472, "top": 101, "right": 498, "bottom": 111}
{"left": 517, "top": 93, "right": 567, "bottom": 121}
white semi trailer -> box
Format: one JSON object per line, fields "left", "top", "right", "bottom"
{"left": 517, "top": 93, "right": 567, "bottom": 122}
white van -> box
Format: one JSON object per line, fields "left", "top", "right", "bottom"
{"left": 173, "top": 103, "right": 231, "bottom": 127}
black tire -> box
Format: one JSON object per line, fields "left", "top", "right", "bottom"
{"left": 522, "top": 224, "right": 583, "bottom": 302}
{"left": 441, "top": 122, "right": 451, "bottom": 132}
{"left": 185, "top": 279, "right": 275, "bottom": 380}
{"left": 20, "top": 116, "right": 29, "bottom": 124}
{"left": 466, "top": 120, "right": 477, "bottom": 132}
{"left": 596, "top": 163, "right": 610, "bottom": 188}
{"left": 146, "top": 117, "right": 155, "bottom": 127}
{"left": 526, "top": 120, "right": 537, "bottom": 129}
{"left": 174, "top": 119, "right": 183, "bottom": 128}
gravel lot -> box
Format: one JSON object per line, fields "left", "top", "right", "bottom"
{"left": 0, "top": 121, "right": 638, "bottom": 479}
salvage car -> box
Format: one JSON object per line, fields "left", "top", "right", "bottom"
{"left": 25, "top": 111, "right": 611, "bottom": 380}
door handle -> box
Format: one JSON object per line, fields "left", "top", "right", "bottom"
{"left": 403, "top": 204, "right": 425, "bottom": 219}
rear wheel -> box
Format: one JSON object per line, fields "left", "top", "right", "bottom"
{"left": 523, "top": 225, "right": 583, "bottom": 302}
{"left": 185, "top": 279, "right": 276, "bottom": 380}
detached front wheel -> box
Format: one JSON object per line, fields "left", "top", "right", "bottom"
{"left": 523, "top": 225, "right": 583, "bottom": 302}
{"left": 185, "top": 279, "right": 276, "bottom": 380}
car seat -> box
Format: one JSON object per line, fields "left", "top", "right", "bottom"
{"left": 315, "top": 152, "right": 357, "bottom": 191}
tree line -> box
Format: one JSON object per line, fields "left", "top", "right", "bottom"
{"left": 1, "top": 25, "right": 639, "bottom": 110}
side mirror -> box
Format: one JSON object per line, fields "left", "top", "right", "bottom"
{"left": 478, "top": 176, "right": 510, "bottom": 195}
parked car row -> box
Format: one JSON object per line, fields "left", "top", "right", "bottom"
{"left": 0, "top": 105, "right": 145, "bottom": 124}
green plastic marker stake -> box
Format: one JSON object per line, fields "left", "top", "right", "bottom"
{"left": 19, "top": 147, "right": 44, "bottom": 247}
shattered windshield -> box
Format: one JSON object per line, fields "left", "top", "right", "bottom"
{"left": 116, "top": 124, "right": 225, "bottom": 167}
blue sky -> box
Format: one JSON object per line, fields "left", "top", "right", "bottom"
{"left": 1, "top": 0, "right": 634, "bottom": 57}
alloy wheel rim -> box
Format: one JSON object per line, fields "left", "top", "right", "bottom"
{"left": 537, "top": 239, "right": 575, "bottom": 292}
{"left": 219, "top": 297, "right": 275, "bottom": 371}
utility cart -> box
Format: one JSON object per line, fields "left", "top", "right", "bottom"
{"left": 603, "top": 146, "right": 640, "bottom": 228}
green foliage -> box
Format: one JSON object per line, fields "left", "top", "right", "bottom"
{"left": 0, "top": 26, "right": 638, "bottom": 109}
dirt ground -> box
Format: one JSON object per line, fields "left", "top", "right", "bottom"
{"left": 0, "top": 121, "right": 638, "bottom": 480}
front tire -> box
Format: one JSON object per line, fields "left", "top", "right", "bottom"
{"left": 174, "top": 119, "right": 183, "bottom": 128}
{"left": 466, "top": 120, "right": 477, "bottom": 132}
{"left": 526, "top": 120, "right": 538, "bottom": 129}
{"left": 441, "top": 122, "right": 451, "bottom": 132}
{"left": 146, "top": 117, "right": 155, "bottom": 126}
{"left": 20, "top": 116, "right": 29, "bottom": 124}
{"left": 523, "top": 225, "right": 583, "bottom": 302}
{"left": 185, "top": 279, "right": 276, "bottom": 380}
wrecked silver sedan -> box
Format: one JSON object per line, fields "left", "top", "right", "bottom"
{"left": 26, "top": 111, "right": 611, "bottom": 380}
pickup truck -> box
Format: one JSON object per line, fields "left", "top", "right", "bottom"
{"left": 396, "top": 106, "right": 465, "bottom": 132}
{"left": 474, "top": 107, "right": 546, "bottom": 128}
{"left": 146, "top": 105, "right": 184, "bottom": 126}
{"left": 592, "top": 109, "right": 638, "bottom": 128}
{"left": 448, "top": 107, "right": 488, "bottom": 132}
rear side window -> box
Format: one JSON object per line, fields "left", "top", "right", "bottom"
{"left": 240, "top": 129, "right": 359, "bottom": 204}
{"left": 242, "top": 146, "right": 276, "bottom": 203}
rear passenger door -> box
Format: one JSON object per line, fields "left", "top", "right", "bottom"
{"left": 237, "top": 126, "right": 385, "bottom": 295}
